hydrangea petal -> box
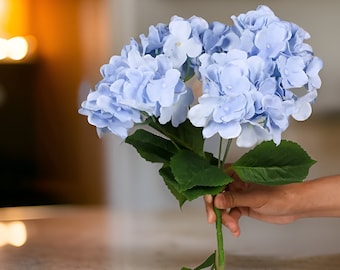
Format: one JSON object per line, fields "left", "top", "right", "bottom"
{"left": 188, "top": 102, "right": 214, "bottom": 127}
{"left": 306, "top": 56, "right": 323, "bottom": 90}
{"left": 237, "top": 121, "right": 272, "bottom": 147}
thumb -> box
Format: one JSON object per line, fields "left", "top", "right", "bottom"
{"left": 214, "top": 189, "right": 262, "bottom": 209}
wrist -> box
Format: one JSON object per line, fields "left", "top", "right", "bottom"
{"left": 285, "top": 181, "right": 312, "bottom": 219}
{"left": 288, "top": 176, "right": 340, "bottom": 219}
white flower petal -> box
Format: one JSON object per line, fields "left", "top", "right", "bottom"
{"left": 188, "top": 103, "right": 213, "bottom": 127}
{"left": 237, "top": 123, "right": 271, "bottom": 148}
{"left": 292, "top": 101, "right": 312, "bottom": 121}
{"left": 169, "top": 20, "right": 191, "bottom": 39}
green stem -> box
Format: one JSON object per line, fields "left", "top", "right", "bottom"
{"left": 149, "top": 116, "right": 181, "bottom": 150}
{"left": 214, "top": 138, "right": 232, "bottom": 269}
{"left": 222, "top": 139, "right": 232, "bottom": 166}
{"left": 214, "top": 205, "right": 225, "bottom": 270}
{"left": 218, "top": 137, "right": 224, "bottom": 169}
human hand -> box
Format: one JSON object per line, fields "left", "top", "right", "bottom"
{"left": 205, "top": 181, "right": 298, "bottom": 237}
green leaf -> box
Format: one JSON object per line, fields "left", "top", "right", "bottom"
{"left": 232, "top": 140, "right": 316, "bottom": 185}
{"left": 170, "top": 150, "right": 233, "bottom": 192}
{"left": 125, "top": 129, "right": 177, "bottom": 164}
{"left": 205, "top": 152, "right": 219, "bottom": 166}
{"left": 182, "top": 185, "right": 226, "bottom": 202}
{"left": 159, "top": 166, "right": 187, "bottom": 207}
{"left": 159, "top": 165, "right": 227, "bottom": 205}
{"left": 149, "top": 119, "right": 204, "bottom": 155}
{"left": 181, "top": 252, "right": 216, "bottom": 270}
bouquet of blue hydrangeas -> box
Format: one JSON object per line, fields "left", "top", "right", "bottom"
{"left": 79, "top": 5, "right": 322, "bottom": 269}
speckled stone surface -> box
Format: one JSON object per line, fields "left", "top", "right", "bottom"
{"left": 1, "top": 206, "right": 340, "bottom": 270}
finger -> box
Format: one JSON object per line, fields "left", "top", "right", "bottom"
{"left": 214, "top": 190, "right": 263, "bottom": 210}
{"left": 214, "top": 191, "right": 237, "bottom": 209}
{"left": 229, "top": 207, "right": 244, "bottom": 222}
{"left": 204, "top": 195, "right": 216, "bottom": 224}
{"left": 221, "top": 209, "right": 241, "bottom": 237}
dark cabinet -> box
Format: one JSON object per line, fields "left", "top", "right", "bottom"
{"left": 0, "top": 62, "right": 47, "bottom": 206}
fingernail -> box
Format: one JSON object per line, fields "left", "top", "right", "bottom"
{"left": 234, "top": 231, "right": 240, "bottom": 238}
{"left": 205, "top": 195, "right": 213, "bottom": 204}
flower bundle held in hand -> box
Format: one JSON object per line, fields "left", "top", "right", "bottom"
{"left": 79, "top": 5, "right": 322, "bottom": 270}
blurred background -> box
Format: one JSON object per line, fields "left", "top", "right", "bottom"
{"left": 0, "top": 0, "right": 339, "bottom": 210}
{"left": 0, "top": 0, "right": 109, "bottom": 206}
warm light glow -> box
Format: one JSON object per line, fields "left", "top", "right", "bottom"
{"left": 0, "top": 222, "right": 7, "bottom": 246}
{"left": 0, "top": 0, "right": 34, "bottom": 61}
{"left": 0, "top": 0, "right": 8, "bottom": 35}
{"left": 0, "top": 221, "right": 27, "bottom": 247}
{"left": 7, "top": 36, "right": 28, "bottom": 60}
{"left": 0, "top": 0, "right": 29, "bottom": 36}
{"left": 0, "top": 36, "right": 30, "bottom": 61}
{"left": 0, "top": 38, "right": 7, "bottom": 59}
{"left": 0, "top": 0, "right": 6, "bottom": 17}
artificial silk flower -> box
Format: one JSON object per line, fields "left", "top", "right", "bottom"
{"left": 80, "top": 5, "right": 322, "bottom": 146}
{"left": 79, "top": 6, "right": 322, "bottom": 270}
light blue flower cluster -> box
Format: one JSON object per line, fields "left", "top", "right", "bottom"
{"left": 79, "top": 5, "right": 322, "bottom": 147}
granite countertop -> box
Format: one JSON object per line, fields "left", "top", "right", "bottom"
{"left": 1, "top": 205, "right": 340, "bottom": 269}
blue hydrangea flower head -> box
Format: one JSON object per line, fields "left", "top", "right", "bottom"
{"left": 79, "top": 83, "right": 142, "bottom": 139}
{"left": 79, "top": 5, "right": 322, "bottom": 147}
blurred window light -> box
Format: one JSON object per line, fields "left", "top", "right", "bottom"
{"left": 0, "top": 221, "right": 27, "bottom": 247}
{"left": 0, "top": 36, "right": 29, "bottom": 61}
{"left": 7, "top": 36, "right": 28, "bottom": 60}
